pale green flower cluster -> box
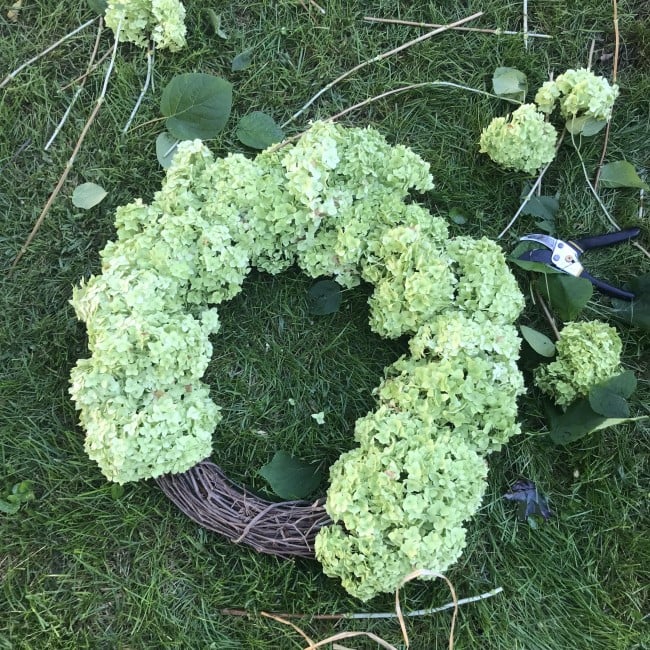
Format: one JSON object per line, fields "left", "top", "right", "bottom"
{"left": 105, "top": 0, "right": 187, "bottom": 51}
{"left": 71, "top": 120, "right": 525, "bottom": 600}
{"left": 534, "top": 68, "right": 619, "bottom": 121}
{"left": 479, "top": 104, "right": 558, "bottom": 174}
{"left": 534, "top": 320, "right": 622, "bottom": 407}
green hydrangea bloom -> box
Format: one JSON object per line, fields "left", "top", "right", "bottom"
{"left": 534, "top": 68, "right": 619, "bottom": 121}
{"left": 534, "top": 320, "right": 623, "bottom": 407}
{"left": 105, "top": 0, "right": 186, "bottom": 51}
{"left": 479, "top": 103, "right": 558, "bottom": 174}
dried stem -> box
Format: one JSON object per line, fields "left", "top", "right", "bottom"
{"left": 327, "top": 80, "right": 522, "bottom": 123}
{"left": 522, "top": 0, "right": 529, "bottom": 50}
{"left": 534, "top": 288, "right": 560, "bottom": 339}
{"left": 0, "top": 17, "right": 98, "bottom": 90}
{"left": 222, "top": 586, "right": 503, "bottom": 621}
{"left": 45, "top": 18, "right": 104, "bottom": 151}
{"left": 496, "top": 129, "right": 566, "bottom": 240}
{"left": 364, "top": 15, "right": 551, "bottom": 39}
{"left": 122, "top": 45, "right": 155, "bottom": 135}
{"left": 261, "top": 611, "right": 316, "bottom": 647}
{"left": 593, "top": 0, "right": 620, "bottom": 190}
{"left": 10, "top": 22, "right": 122, "bottom": 270}
{"left": 281, "top": 11, "right": 483, "bottom": 128}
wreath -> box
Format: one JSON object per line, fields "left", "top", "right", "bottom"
{"left": 70, "top": 121, "right": 526, "bottom": 601}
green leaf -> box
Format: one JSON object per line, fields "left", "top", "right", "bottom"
{"left": 599, "top": 161, "right": 649, "bottom": 190}
{"left": 160, "top": 73, "right": 233, "bottom": 140}
{"left": 520, "top": 194, "right": 559, "bottom": 221}
{"left": 588, "top": 387, "right": 629, "bottom": 418}
{"left": 156, "top": 132, "right": 179, "bottom": 169}
{"left": 259, "top": 451, "right": 322, "bottom": 500}
{"left": 87, "top": 0, "right": 107, "bottom": 15}
{"left": 535, "top": 219, "right": 556, "bottom": 235}
{"left": 547, "top": 399, "right": 647, "bottom": 445}
{"left": 72, "top": 182, "right": 107, "bottom": 209}
{"left": 205, "top": 9, "right": 228, "bottom": 39}
{"left": 588, "top": 371, "right": 636, "bottom": 418}
{"left": 448, "top": 207, "right": 467, "bottom": 225}
{"left": 492, "top": 67, "right": 527, "bottom": 101}
{"left": 231, "top": 48, "right": 254, "bottom": 72}
{"left": 307, "top": 280, "right": 342, "bottom": 315}
{"left": 520, "top": 325, "right": 556, "bottom": 357}
{"left": 111, "top": 484, "right": 125, "bottom": 500}
{"left": 610, "top": 274, "right": 650, "bottom": 331}
{"left": 0, "top": 498, "right": 20, "bottom": 515}
{"left": 536, "top": 274, "right": 593, "bottom": 321}
{"left": 236, "top": 111, "right": 284, "bottom": 149}
{"left": 566, "top": 115, "right": 607, "bottom": 136}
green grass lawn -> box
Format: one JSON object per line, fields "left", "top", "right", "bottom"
{"left": 1, "top": 1, "right": 649, "bottom": 648}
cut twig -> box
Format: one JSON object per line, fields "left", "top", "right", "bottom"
{"left": 522, "top": 0, "right": 529, "bottom": 50}
{"left": 45, "top": 17, "right": 104, "bottom": 151}
{"left": 497, "top": 129, "right": 566, "bottom": 240}
{"left": 327, "top": 80, "right": 521, "bottom": 123}
{"left": 0, "top": 17, "right": 97, "bottom": 90}
{"left": 281, "top": 11, "right": 484, "bottom": 128}
{"left": 363, "top": 16, "right": 551, "bottom": 39}
{"left": 122, "top": 45, "right": 154, "bottom": 134}
{"left": 222, "top": 586, "right": 503, "bottom": 621}
{"left": 534, "top": 288, "right": 560, "bottom": 340}
{"left": 593, "top": 0, "right": 619, "bottom": 190}
{"left": 10, "top": 22, "right": 122, "bottom": 270}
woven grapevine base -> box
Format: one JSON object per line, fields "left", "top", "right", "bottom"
{"left": 156, "top": 460, "right": 331, "bottom": 559}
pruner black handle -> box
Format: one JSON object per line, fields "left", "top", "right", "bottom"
{"left": 580, "top": 270, "right": 635, "bottom": 301}
{"left": 572, "top": 227, "right": 641, "bottom": 251}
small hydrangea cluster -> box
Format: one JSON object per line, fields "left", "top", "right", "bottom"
{"left": 479, "top": 103, "right": 558, "bottom": 175}
{"left": 71, "top": 121, "right": 525, "bottom": 599}
{"left": 535, "top": 68, "right": 619, "bottom": 121}
{"left": 534, "top": 320, "right": 622, "bottom": 407}
{"left": 105, "top": 0, "right": 187, "bottom": 51}
{"left": 480, "top": 69, "right": 618, "bottom": 173}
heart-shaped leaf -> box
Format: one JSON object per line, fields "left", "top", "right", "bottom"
{"left": 599, "top": 161, "right": 649, "bottom": 190}
{"left": 520, "top": 325, "right": 556, "bottom": 357}
{"left": 72, "top": 182, "right": 107, "bottom": 209}
{"left": 536, "top": 274, "right": 593, "bottom": 321}
{"left": 236, "top": 111, "right": 284, "bottom": 149}
{"left": 259, "top": 451, "right": 322, "bottom": 500}
{"left": 566, "top": 115, "right": 607, "bottom": 136}
{"left": 160, "top": 73, "right": 232, "bottom": 140}
{"left": 588, "top": 370, "right": 636, "bottom": 418}
{"left": 307, "top": 280, "right": 342, "bottom": 315}
{"left": 520, "top": 194, "right": 559, "bottom": 221}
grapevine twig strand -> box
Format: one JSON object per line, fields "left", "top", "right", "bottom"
{"left": 45, "top": 18, "right": 105, "bottom": 151}
{"left": 0, "top": 17, "right": 98, "bottom": 90}
{"left": 363, "top": 15, "right": 551, "bottom": 39}
{"left": 281, "top": 11, "right": 483, "bottom": 128}
{"left": 10, "top": 21, "right": 122, "bottom": 270}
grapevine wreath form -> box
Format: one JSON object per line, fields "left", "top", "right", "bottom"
{"left": 70, "top": 121, "right": 527, "bottom": 601}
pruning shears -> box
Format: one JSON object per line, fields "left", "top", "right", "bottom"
{"left": 517, "top": 228, "right": 641, "bottom": 301}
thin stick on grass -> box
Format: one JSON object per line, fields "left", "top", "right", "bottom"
{"left": 281, "top": 11, "right": 484, "bottom": 128}
{"left": 593, "top": 0, "right": 619, "bottom": 190}
{"left": 522, "top": 0, "right": 529, "bottom": 50}
{"left": 363, "top": 16, "right": 551, "bottom": 39}
{"left": 45, "top": 18, "right": 104, "bottom": 151}
{"left": 222, "top": 586, "right": 503, "bottom": 620}
{"left": 497, "top": 129, "right": 566, "bottom": 240}
{"left": 10, "top": 21, "right": 122, "bottom": 270}
{"left": 534, "top": 287, "right": 560, "bottom": 339}
{"left": 60, "top": 49, "right": 112, "bottom": 91}
{"left": 0, "top": 17, "right": 98, "bottom": 90}
{"left": 327, "top": 80, "right": 522, "bottom": 124}
{"left": 122, "top": 44, "right": 154, "bottom": 134}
